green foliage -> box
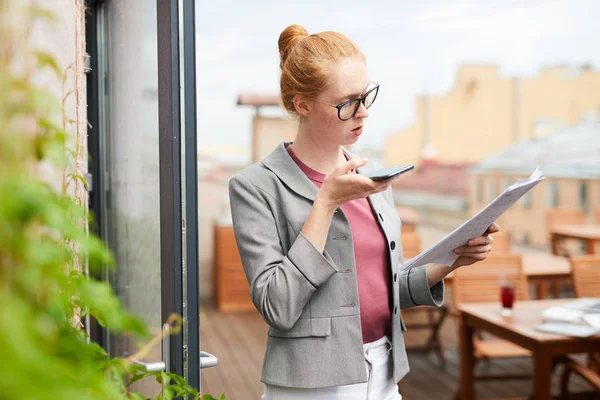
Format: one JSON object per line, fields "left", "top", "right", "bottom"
{"left": 0, "top": 3, "right": 224, "bottom": 400}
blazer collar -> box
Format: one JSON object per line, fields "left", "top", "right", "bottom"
{"left": 261, "top": 142, "right": 384, "bottom": 205}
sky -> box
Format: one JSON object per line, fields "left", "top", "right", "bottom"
{"left": 195, "top": 0, "right": 600, "bottom": 165}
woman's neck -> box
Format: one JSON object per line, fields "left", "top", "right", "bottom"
{"left": 289, "top": 122, "right": 347, "bottom": 175}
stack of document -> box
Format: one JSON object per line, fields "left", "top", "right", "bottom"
{"left": 537, "top": 298, "right": 600, "bottom": 337}
{"left": 402, "top": 167, "right": 545, "bottom": 271}
{"left": 542, "top": 306, "right": 585, "bottom": 324}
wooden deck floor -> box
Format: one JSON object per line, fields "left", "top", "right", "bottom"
{"left": 199, "top": 302, "right": 598, "bottom": 400}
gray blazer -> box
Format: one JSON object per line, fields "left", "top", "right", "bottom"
{"left": 228, "top": 142, "right": 444, "bottom": 389}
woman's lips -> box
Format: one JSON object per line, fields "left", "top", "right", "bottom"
{"left": 352, "top": 126, "right": 363, "bottom": 136}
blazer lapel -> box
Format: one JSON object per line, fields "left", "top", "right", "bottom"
{"left": 261, "top": 142, "right": 319, "bottom": 202}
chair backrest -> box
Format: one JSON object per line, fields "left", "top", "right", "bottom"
{"left": 401, "top": 224, "right": 416, "bottom": 233}
{"left": 570, "top": 255, "right": 600, "bottom": 298}
{"left": 546, "top": 208, "right": 586, "bottom": 231}
{"left": 400, "top": 231, "right": 421, "bottom": 260}
{"left": 453, "top": 253, "right": 528, "bottom": 305}
{"left": 491, "top": 230, "right": 511, "bottom": 252}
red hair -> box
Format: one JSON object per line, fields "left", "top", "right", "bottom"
{"left": 278, "top": 25, "right": 365, "bottom": 115}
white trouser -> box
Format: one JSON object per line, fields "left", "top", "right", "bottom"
{"left": 261, "top": 335, "right": 403, "bottom": 400}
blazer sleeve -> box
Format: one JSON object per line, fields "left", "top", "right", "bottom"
{"left": 383, "top": 188, "right": 444, "bottom": 309}
{"left": 228, "top": 173, "right": 339, "bottom": 331}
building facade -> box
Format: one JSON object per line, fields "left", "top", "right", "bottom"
{"left": 468, "top": 113, "right": 600, "bottom": 246}
{"left": 385, "top": 64, "right": 600, "bottom": 167}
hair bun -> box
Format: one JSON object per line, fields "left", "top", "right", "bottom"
{"left": 278, "top": 25, "right": 309, "bottom": 69}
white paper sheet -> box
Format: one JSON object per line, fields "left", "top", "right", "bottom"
{"left": 583, "top": 314, "right": 600, "bottom": 330}
{"left": 401, "top": 167, "right": 545, "bottom": 271}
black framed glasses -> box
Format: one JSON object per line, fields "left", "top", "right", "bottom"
{"left": 315, "top": 82, "right": 380, "bottom": 121}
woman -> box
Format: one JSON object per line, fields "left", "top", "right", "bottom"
{"left": 229, "top": 24, "right": 498, "bottom": 400}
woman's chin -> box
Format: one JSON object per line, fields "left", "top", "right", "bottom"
{"left": 346, "top": 134, "right": 360, "bottom": 145}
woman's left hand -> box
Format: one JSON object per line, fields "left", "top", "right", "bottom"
{"left": 450, "top": 222, "right": 500, "bottom": 269}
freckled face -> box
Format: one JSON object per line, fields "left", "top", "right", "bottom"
{"left": 308, "top": 57, "right": 371, "bottom": 147}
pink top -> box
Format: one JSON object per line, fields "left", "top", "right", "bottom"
{"left": 287, "top": 147, "right": 392, "bottom": 343}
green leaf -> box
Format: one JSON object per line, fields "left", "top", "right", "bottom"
{"left": 168, "top": 373, "right": 186, "bottom": 387}
{"left": 28, "top": 86, "right": 62, "bottom": 115}
{"left": 33, "top": 51, "right": 62, "bottom": 77}
{"left": 127, "top": 372, "right": 151, "bottom": 387}
{"left": 159, "top": 387, "right": 174, "bottom": 400}
{"left": 28, "top": 5, "right": 57, "bottom": 23}
{"left": 65, "top": 172, "right": 89, "bottom": 190}
{"left": 160, "top": 371, "right": 171, "bottom": 387}
{"left": 220, "top": 393, "right": 226, "bottom": 400}
{"left": 128, "top": 392, "right": 146, "bottom": 400}
{"left": 74, "top": 278, "right": 148, "bottom": 338}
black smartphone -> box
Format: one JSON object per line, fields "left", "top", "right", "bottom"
{"left": 364, "top": 164, "right": 414, "bottom": 181}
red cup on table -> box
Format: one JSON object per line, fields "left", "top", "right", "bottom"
{"left": 500, "top": 283, "right": 516, "bottom": 316}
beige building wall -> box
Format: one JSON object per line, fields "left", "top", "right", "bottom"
{"left": 252, "top": 115, "right": 298, "bottom": 162}
{"left": 429, "top": 66, "right": 514, "bottom": 165}
{"left": 385, "top": 65, "right": 600, "bottom": 167}
{"left": 469, "top": 173, "right": 600, "bottom": 246}
{"left": 386, "top": 102, "right": 425, "bottom": 167}
{"left": 519, "top": 67, "right": 600, "bottom": 138}
{"left": 28, "top": 0, "right": 86, "bottom": 197}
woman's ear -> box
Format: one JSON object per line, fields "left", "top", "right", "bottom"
{"left": 293, "top": 95, "right": 311, "bottom": 117}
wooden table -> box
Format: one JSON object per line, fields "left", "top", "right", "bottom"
{"left": 445, "top": 253, "right": 572, "bottom": 299}
{"left": 550, "top": 224, "right": 600, "bottom": 255}
{"left": 458, "top": 299, "right": 600, "bottom": 400}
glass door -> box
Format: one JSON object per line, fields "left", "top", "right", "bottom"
{"left": 86, "top": 0, "right": 210, "bottom": 394}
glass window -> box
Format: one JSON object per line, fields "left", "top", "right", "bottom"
{"left": 100, "top": 0, "right": 161, "bottom": 360}
{"left": 476, "top": 176, "right": 483, "bottom": 205}
{"left": 580, "top": 181, "right": 589, "bottom": 212}
{"left": 487, "top": 179, "right": 497, "bottom": 201}
{"left": 547, "top": 180, "right": 559, "bottom": 208}
{"left": 520, "top": 191, "right": 532, "bottom": 209}
{"left": 503, "top": 177, "right": 512, "bottom": 193}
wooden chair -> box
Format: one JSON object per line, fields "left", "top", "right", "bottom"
{"left": 400, "top": 231, "right": 421, "bottom": 260}
{"left": 453, "top": 254, "right": 533, "bottom": 382}
{"left": 570, "top": 254, "right": 600, "bottom": 298}
{"left": 546, "top": 208, "right": 586, "bottom": 297}
{"left": 400, "top": 232, "right": 449, "bottom": 367}
{"left": 560, "top": 255, "right": 600, "bottom": 398}
{"left": 214, "top": 223, "right": 254, "bottom": 312}
{"left": 547, "top": 208, "right": 586, "bottom": 257}
{"left": 560, "top": 356, "right": 600, "bottom": 398}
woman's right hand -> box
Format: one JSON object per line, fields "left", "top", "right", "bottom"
{"left": 316, "top": 158, "right": 394, "bottom": 211}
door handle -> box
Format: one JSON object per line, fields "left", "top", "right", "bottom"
{"left": 132, "top": 325, "right": 218, "bottom": 371}
{"left": 133, "top": 360, "right": 166, "bottom": 372}
{"left": 200, "top": 351, "right": 218, "bottom": 369}
{"left": 132, "top": 323, "right": 171, "bottom": 373}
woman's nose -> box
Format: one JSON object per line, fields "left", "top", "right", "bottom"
{"left": 355, "top": 101, "right": 369, "bottom": 119}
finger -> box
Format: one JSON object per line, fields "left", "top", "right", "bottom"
{"left": 464, "top": 253, "right": 488, "bottom": 261}
{"left": 483, "top": 222, "right": 500, "bottom": 236}
{"left": 467, "top": 236, "right": 493, "bottom": 246}
{"left": 373, "top": 183, "right": 392, "bottom": 195}
{"left": 335, "top": 157, "right": 368, "bottom": 175}
{"left": 455, "top": 245, "right": 492, "bottom": 254}
{"left": 363, "top": 176, "right": 393, "bottom": 194}
{"left": 377, "top": 181, "right": 392, "bottom": 191}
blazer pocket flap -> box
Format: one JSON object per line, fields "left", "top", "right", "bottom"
{"left": 268, "top": 318, "right": 331, "bottom": 338}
